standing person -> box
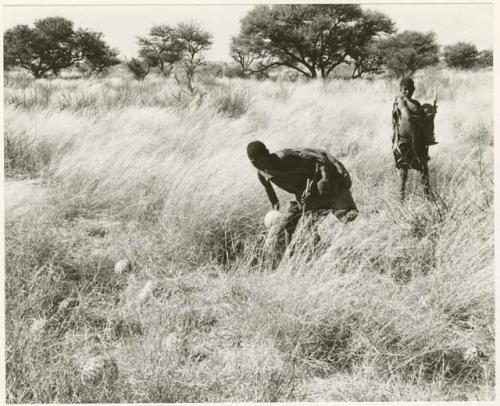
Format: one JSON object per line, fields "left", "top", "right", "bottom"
{"left": 393, "top": 77, "right": 438, "bottom": 152}
{"left": 247, "top": 141, "right": 358, "bottom": 245}
{"left": 392, "top": 77, "right": 438, "bottom": 199}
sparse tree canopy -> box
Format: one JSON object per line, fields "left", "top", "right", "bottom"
{"left": 74, "top": 30, "right": 120, "bottom": 74}
{"left": 476, "top": 49, "right": 493, "bottom": 68}
{"left": 173, "top": 22, "right": 212, "bottom": 93}
{"left": 126, "top": 57, "right": 150, "bottom": 80}
{"left": 443, "top": 42, "right": 479, "bottom": 69}
{"left": 348, "top": 40, "right": 386, "bottom": 79}
{"left": 4, "top": 17, "right": 119, "bottom": 78}
{"left": 137, "top": 25, "right": 183, "bottom": 77}
{"left": 377, "top": 30, "right": 440, "bottom": 77}
{"left": 346, "top": 10, "right": 395, "bottom": 78}
{"left": 231, "top": 4, "right": 394, "bottom": 79}
{"left": 131, "top": 22, "right": 212, "bottom": 89}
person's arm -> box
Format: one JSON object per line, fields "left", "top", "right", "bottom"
{"left": 396, "top": 95, "right": 412, "bottom": 120}
{"left": 315, "top": 161, "right": 330, "bottom": 196}
{"left": 397, "top": 96, "right": 424, "bottom": 121}
{"left": 258, "top": 172, "right": 280, "bottom": 210}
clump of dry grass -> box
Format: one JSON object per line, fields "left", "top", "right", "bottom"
{"left": 4, "top": 68, "right": 494, "bottom": 402}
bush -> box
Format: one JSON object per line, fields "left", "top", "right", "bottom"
{"left": 377, "top": 31, "right": 440, "bottom": 77}
{"left": 443, "top": 42, "right": 479, "bottom": 69}
{"left": 209, "top": 83, "right": 253, "bottom": 119}
{"left": 126, "top": 58, "right": 150, "bottom": 80}
{"left": 476, "top": 50, "right": 493, "bottom": 68}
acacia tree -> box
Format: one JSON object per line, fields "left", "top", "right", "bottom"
{"left": 345, "top": 10, "right": 394, "bottom": 78}
{"left": 137, "top": 25, "right": 183, "bottom": 77}
{"left": 230, "top": 36, "right": 258, "bottom": 76}
{"left": 174, "top": 22, "right": 212, "bottom": 93}
{"left": 443, "top": 42, "right": 479, "bottom": 69}
{"left": 126, "top": 57, "right": 150, "bottom": 80}
{"left": 230, "top": 4, "right": 393, "bottom": 79}
{"left": 230, "top": 35, "right": 274, "bottom": 77}
{"left": 132, "top": 22, "right": 212, "bottom": 90}
{"left": 4, "top": 17, "right": 119, "bottom": 77}
{"left": 377, "top": 31, "right": 440, "bottom": 77}
{"left": 74, "top": 30, "right": 120, "bottom": 74}
{"left": 348, "top": 41, "right": 386, "bottom": 79}
{"left": 476, "top": 49, "right": 493, "bottom": 68}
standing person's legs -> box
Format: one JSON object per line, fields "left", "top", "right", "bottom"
{"left": 421, "top": 164, "right": 432, "bottom": 198}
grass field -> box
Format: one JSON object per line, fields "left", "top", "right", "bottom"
{"left": 4, "top": 67, "right": 494, "bottom": 402}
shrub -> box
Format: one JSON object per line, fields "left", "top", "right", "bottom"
{"left": 209, "top": 83, "right": 253, "bottom": 119}
{"left": 443, "top": 42, "right": 479, "bottom": 69}
{"left": 126, "top": 58, "right": 150, "bottom": 80}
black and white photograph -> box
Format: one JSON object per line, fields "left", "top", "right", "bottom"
{"left": 2, "top": 0, "right": 496, "bottom": 402}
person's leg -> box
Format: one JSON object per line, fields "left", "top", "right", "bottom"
{"left": 421, "top": 164, "right": 432, "bottom": 198}
{"left": 399, "top": 167, "right": 408, "bottom": 201}
{"left": 283, "top": 200, "right": 302, "bottom": 245}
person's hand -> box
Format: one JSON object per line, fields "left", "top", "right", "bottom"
{"left": 317, "top": 179, "right": 329, "bottom": 196}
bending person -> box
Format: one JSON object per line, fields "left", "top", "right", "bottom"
{"left": 247, "top": 141, "right": 358, "bottom": 244}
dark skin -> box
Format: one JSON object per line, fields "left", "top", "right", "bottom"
{"left": 250, "top": 150, "right": 322, "bottom": 211}
{"left": 393, "top": 84, "right": 434, "bottom": 199}
{"left": 250, "top": 152, "right": 280, "bottom": 172}
{"left": 249, "top": 145, "right": 359, "bottom": 248}
{"left": 250, "top": 152, "right": 282, "bottom": 210}
{"left": 396, "top": 84, "right": 423, "bottom": 120}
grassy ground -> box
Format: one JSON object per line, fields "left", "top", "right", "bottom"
{"left": 4, "top": 67, "right": 494, "bottom": 402}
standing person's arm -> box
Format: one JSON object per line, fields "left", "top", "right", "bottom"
{"left": 396, "top": 95, "right": 412, "bottom": 120}
{"left": 258, "top": 172, "right": 280, "bottom": 210}
{"left": 397, "top": 96, "right": 423, "bottom": 121}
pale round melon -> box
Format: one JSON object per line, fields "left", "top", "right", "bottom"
{"left": 114, "top": 259, "right": 131, "bottom": 275}
{"left": 81, "top": 355, "right": 118, "bottom": 384}
{"left": 264, "top": 210, "right": 283, "bottom": 229}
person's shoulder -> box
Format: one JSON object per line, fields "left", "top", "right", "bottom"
{"left": 412, "top": 98, "right": 422, "bottom": 106}
{"left": 276, "top": 148, "right": 300, "bottom": 159}
{"left": 394, "top": 95, "right": 406, "bottom": 107}
{"left": 277, "top": 149, "right": 317, "bottom": 166}
{"left": 276, "top": 148, "right": 331, "bottom": 161}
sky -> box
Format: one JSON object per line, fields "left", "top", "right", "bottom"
{"left": 2, "top": 2, "right": 494, "bottom": 62}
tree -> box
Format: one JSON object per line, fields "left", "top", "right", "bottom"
{"left": 4, "top": 17, "right": 119, "bottom": 78}
{"left": 348, "top": 40, "right": 386, "bottom": 79}
{"left": 74, "top": 30, "right": 120, "bottom": 74}
{"left": 126, "top": 57, "right": 150, "bottom": 80}
{"left": 231, "top": 4, "right": 394, "bottom": 79}
{"left": 230, "top": 36, "right": 259, "bottom": 76}
{"left": 345, "top": 10, "right": 394, "bottom": 78}
{"left": 476, "top": 49, "right": 493, "bottom": 68}
{"left": 174, "top": 22, "right": 212, "bottom": 93}
{"left": 137, "top": 25, "right": 183, "bottom": 77}
{"left": 443, "top": 42, "right": 479, "bottom": 69}
{"left": 377, "top": 31, "right": 440, "bottom": 77}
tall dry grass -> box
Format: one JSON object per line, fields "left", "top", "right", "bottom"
{"left": 4, "top": 67, "right": 494, "bottom": 402}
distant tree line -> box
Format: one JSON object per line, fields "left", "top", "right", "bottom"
{"left": 4, "top": 17, "right": 119, "bottom": 77}
{"left": 127, "top": 21, "right": 212, "bottom": 93}
{"left": 3, "top": 7, "right": 493, "bottom": 82}
{"left": 230, "top": 4, "right": 395, "bottom": 79}
{"left": 443, "top": 42, "right": 492, "bottom": 69}
{"left": 229, "top": 4, "right": 493, "bottom": 79}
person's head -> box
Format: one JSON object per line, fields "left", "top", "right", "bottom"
{"left": 400, "top": 77, "right": 415, "bottom": 98}
{"left": 247, "top": 141, "right": 274, "bottom": 170}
